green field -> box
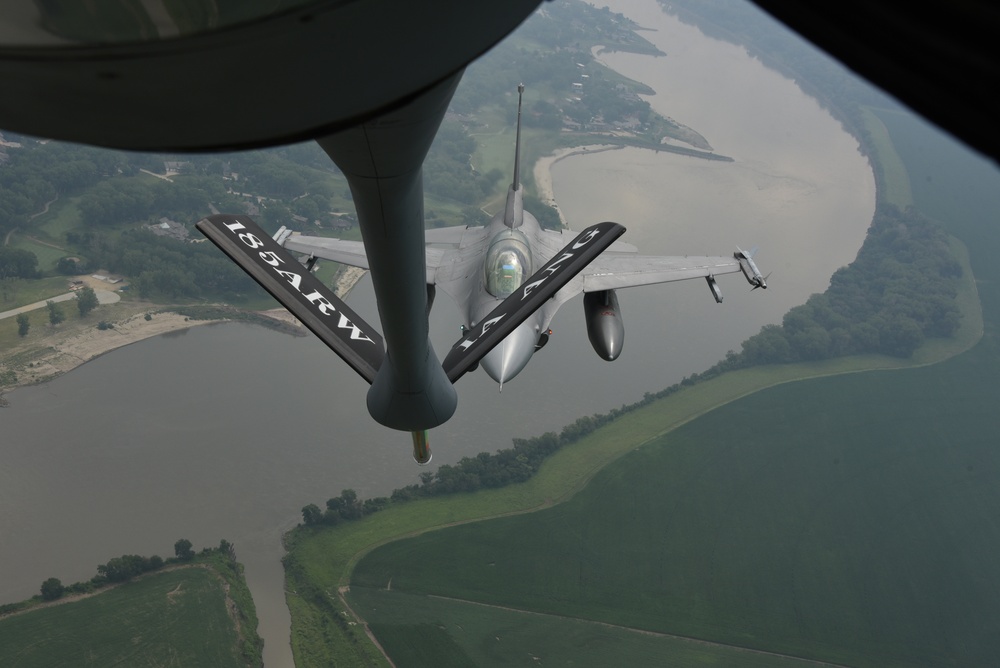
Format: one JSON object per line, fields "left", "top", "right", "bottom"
{"left": 860, "top": 107, "right": 912, "bottom": 209}
{"left": 31, "top": 196, "right": 83, "bottom": 241}
{"left": 0, "top": 565, "right": 259, "bottom": 667}
{"left": 350, "top": 588, "right": 827, "bottom": 668}
{"left": 9, "top": 235, "right": 68, "bottom": 273}
{"left": 351, "top": 340, "right": 1000, "bottom": 667}
{"left": 0, "top": 275, "right": 76, "bottom": 311}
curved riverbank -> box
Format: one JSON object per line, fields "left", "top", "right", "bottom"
{"left": 0, "top": 266, "right": 369, "bottom": 396}
{"left": 0, "top": 307, "right": 221, "bottom": 394}
{"left": 533, "top": 145, "right": 621, "bottom": 227}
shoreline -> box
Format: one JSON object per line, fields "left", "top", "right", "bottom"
{"left": 0, "top": 265, "right": 370, "bottom": 398}
{"left": 533, "top": 144, "right": 622, "bottom": 228}
{"left": 2, "top": 311, "right": 228, "bottom": 396}
{"left": 0, "top": 147, "right": 576, "bottom": 397}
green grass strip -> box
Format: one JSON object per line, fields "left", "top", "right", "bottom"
{"left": 861, "top": 106, "right": 913, "bottom": 209}
{"left": 0, "top": 561, "right": 260, "bottom": 668}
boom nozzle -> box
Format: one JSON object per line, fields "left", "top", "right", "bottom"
{"left": 411, "top": 430, "right": 432, "bottom": 465}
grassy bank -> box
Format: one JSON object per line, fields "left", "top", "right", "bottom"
{"left": 350, "top": 588, "right": 825, "bottom": 668}
{"left": 0, "top": 554, "right": 263, "bottom": 667}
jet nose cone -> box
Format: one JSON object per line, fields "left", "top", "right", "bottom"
{"left": 481, "top": 322, "right": 537, "bottom": 388}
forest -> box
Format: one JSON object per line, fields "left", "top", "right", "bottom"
{"left": 732, "top": 204, "right": 962, "bottom": 364}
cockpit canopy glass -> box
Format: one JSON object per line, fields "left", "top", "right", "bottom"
{"left": 485, "top": 231, "right": 532, "bottom": 298}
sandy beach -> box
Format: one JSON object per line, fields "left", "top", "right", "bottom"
{"left": 0, "top": 265, "right": 370, "bottom": 395}
{"left": 532, "top": 145, "right": 620, "bottom": 228}
{"left": 3, "top": 310, "right": 226, "bottom": 392}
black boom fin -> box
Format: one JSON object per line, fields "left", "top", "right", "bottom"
{"left": 443, "top": 221, "right": 626, "bottom": 382}
{"left": 197, "top": 214, "right": 384, "bottom": 384}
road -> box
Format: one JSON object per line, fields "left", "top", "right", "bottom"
{"left": 0, "top": 289, "right": 120, "bottom": 320}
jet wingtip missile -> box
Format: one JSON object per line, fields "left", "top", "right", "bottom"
{"left": 735, "top": 246, "right": 768, "bottom": 290}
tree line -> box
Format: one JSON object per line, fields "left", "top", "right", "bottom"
{"left": 716, "top": 204, "right": 962, "bottom": 371}
{"left": 12, "top": 287, "right": 100, "bottom": 340}
{"left": 68, "top": 228, "right": 260, "bottom": 301}
{"left": 0, "top": 140, "right": 120, "bottom": 235}
{"left": 0, "top": 538, "right": 237, "bottom": 614}
{"left": 0, "top": 247, "right": 39, "bottom": 279}
{"left": 299, "top": 399, "right": 664, "bottom": 528}
{"left": 76, "top": 176, "right": 233, "bottom": 228}
{"left": 423, "top": 122, "right": 506, "bottom": 207}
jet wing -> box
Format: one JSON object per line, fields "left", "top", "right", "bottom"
{"left": 281, "top": 234, "right": 453, "bottom": 283}
{"left": 425, "top": 226, "right": 476, "bottom": 245}
{"left": 283, "top": 236, "right": 370, "bottom": 270}
{"left": 581, "top": 254, "right": 743, "bottom": 292}
{"left": 283, "top": 227, "right": 488, "bottom": 288}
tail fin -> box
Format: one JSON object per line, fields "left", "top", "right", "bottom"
{"left": 512, "top": 82, "right": 524, "bottom": 190}
{"left": 503, "top": 84, "right": 526, "bottom": 229}
{"left": 197, "top": 214, "right": 385, "bottom": 383}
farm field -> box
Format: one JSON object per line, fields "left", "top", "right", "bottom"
{"left": 351, "top": 339, "right": 1000, "bottom": 667}
{"left": 0, "top": 566, "right": 257, "bottom": 668}
{"left": 350, "top": 587, "right": 826, "bottom": 668}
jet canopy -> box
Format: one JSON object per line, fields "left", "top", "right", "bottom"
{"left": 485, "top": 230, "right": 532, "bottom": 298}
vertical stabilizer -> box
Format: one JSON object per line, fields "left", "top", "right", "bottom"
{"left": 513, "top": 83, "right": 524, "bottom": 190}
{"left": 504, "top": 83, "right": 526, "bottom": 229}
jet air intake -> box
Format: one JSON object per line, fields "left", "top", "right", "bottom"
{"left": 584, "top": 290, "right": 624, "bottom": 361}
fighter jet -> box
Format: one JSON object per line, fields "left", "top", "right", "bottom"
{"left": 271, "top": 85, "right": 767, "bottom": 388}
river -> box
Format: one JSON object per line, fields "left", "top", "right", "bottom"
{"left": 0, "top": 1, "right": 874, "bottom": 666}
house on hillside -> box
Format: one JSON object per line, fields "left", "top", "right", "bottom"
{"left": 148, "top": 217, "right": 189, "bottom": 241}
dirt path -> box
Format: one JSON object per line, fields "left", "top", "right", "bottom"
{"left": 336, "top": 585, "right": 397, "bottom": 667}
{"left": 3, "top": 196, "right": 59, "bottom": 247}
{"left": 22, "top": 234, "right": 67, "bottom": 252}
{"left": 425, "top": 594, "right": 852, "bottom": 667}
{"left": 27, "top": 196, "right": 57, "bottom": 222}
{"left": 0, "top": 288, "right": 119, "bottom": 321}
{"left": 0, "top": 564, "right": 203, "bottom": 620}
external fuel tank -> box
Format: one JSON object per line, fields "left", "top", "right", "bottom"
{"left": 584, "top": 290, "right": 625, "bottom": 361}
